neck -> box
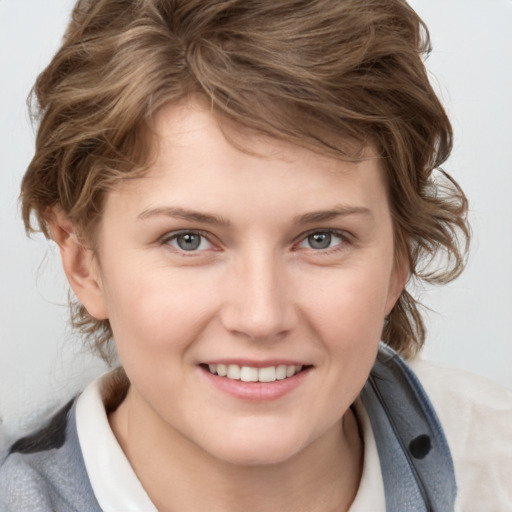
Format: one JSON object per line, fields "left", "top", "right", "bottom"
{"left": 110, "top": 387, "right": 363, "bottom": 512}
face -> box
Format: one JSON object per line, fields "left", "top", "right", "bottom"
{"left": 82, "top": 100, "right": 403, "bottom": 465}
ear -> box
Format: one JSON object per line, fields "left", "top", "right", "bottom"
{"left": 47, "top": 208, "right": 109, "bottom": 320}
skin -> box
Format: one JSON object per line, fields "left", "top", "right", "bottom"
{"left": 51, "top": 99, "right": 405, "bottom": 512}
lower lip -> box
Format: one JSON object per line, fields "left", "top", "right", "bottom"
{"left": 200, "top": 366, "right": 311, "bottom": 401}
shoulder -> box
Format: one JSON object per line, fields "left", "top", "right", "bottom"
{"left": 410, "top": 358, "right": 512, "bottom": 511}
{"left": 0, "top": 399, "right": 101, "bottom": 512}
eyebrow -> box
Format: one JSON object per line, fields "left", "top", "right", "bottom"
{"left": 137, "top": 204, "right": 372, "bottom": 226}
{"left": 294, "top": 206, "right": 373, "bottom": 224}
{"left": 137, "top": 206, "right": 230, "bottom": 226}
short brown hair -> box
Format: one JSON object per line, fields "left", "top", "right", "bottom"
{"left": 21, "top": 0, "right": 470, "bottom": 361}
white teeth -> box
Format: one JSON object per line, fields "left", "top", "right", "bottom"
{"left": 240, "top": 366, "right": 259, "bottom": 382}
{"left": 276, "top": 365, "right": 287, "bottom": 380}
{"left": 206, "top": 363, "right": 305, "bottom": 382}
{"left": 227, "top": 364, "right": 241, "bottom": 379}
{"left": 258, "top": 366, "right": 276, "bottom": 382}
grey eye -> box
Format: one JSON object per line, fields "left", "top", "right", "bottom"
{"left": 174, "top": 233, "right": 203, "bottom": 251}
{"left": 298, "top": 231, "right": 345, "bottom": 251}
{"left": 307, "top": 232, "right": 332, "bottom": 249}
{"left": 165, "top": 231, "right": 214, "bottom": 253}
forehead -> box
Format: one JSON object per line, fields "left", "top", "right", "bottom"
{"left": 103, "top": 99, "right": 388, "bottom": 221}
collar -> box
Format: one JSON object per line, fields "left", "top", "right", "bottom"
{"left": 360, "top": 343, "right": 457, "bottom": 511}
{"left": 76, "top": 374, "right": 157, "bottom": 512}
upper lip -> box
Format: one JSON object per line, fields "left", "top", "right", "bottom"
{"left": 200, "top": 359, "right": 311, "bottom": 368}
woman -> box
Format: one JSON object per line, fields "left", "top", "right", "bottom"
{"left": 1, "top": 1, "right": 511, "bottom": 510}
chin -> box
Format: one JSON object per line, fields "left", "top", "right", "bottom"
{"left": 213, "top": 443, "right": 301, "bottom": 467}
{"left": 200, "top": 425, "right": 311, "bottom": 467}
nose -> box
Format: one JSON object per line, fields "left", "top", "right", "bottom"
{"left": 220, "top": 250, "right": 298, "bottom": 341}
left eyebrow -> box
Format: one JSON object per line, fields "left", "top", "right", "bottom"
{"left": 294, "top": 206, "right": 373, "bottom": 224}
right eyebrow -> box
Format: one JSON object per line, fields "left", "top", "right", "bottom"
{"left": 137, "top": 206, "right": 231, "bottom": 227}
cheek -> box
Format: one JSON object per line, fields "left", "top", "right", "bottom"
{"left": 303, "top": 263, "right": 391, "bottom": 335}
{"left": 298, "top": 262, "right": 391, "bottom": 386}
{"left": 103, "top": 266, "right": 219, "bottom": 356}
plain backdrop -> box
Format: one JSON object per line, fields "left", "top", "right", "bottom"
{"left": 1, "top": 0, "right": 511, "bottom": 439}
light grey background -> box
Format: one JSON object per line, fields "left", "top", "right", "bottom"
{"left": 1, "top": 0, "right": 511, "bottom": 439}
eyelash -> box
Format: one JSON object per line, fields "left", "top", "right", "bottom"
{"left": 159, "top": 229, "right": 351, "bottom": 255}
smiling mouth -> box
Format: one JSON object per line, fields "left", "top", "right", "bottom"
{"left": 201, "top": 363, "right": 309, "bottom": 383}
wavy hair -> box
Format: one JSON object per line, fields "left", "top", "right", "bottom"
{"left": 21, "top": 0, "right": 470, "bottom": 361}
